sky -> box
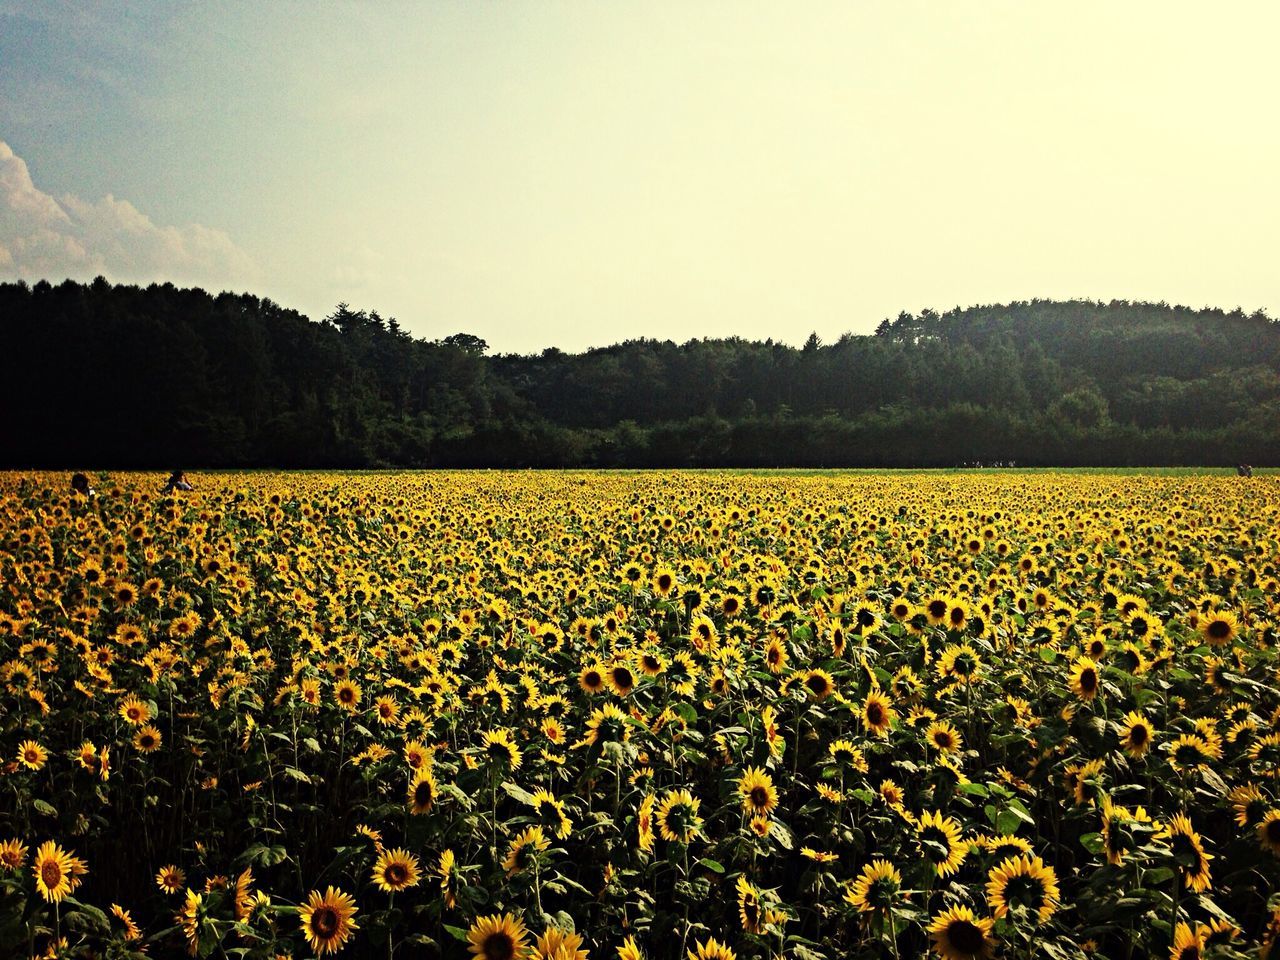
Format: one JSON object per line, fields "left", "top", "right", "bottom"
{"left": 2, "top": 2, "right": 1278, "bottom": 354}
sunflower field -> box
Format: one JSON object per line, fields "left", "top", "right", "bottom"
{"left": 2, "top": 470, "right": 1280, "bottom": 960}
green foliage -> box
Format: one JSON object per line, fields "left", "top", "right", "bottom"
{"left": 3, "top": 278, "right": 1277, "bottom": 466}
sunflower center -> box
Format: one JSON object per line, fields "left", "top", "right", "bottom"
{"left": 483, "top": 932, "right": 516, "bottom": 960}
{"left": 312, "top": 905, "right": 339, "bottom": 937}
{"left": 750, "top": 786, "right": 769, "bottom": 808}
{"left": 1207, "top": 620, "right": 1231, "bottom": 639}
{"left": 386, "top": 864, "right": 408, "bottom": 885}
{"left": 41, "top": 861, "right": 62, "bottom": 889}
{"left": 1129, "top": 725, "right": 1149, "bottom": 746}
{"left": 946, "top": 919, "right": 986, "bottom": 953}
{"left": 867, "top": 703, "right": 885, "bottom": 725}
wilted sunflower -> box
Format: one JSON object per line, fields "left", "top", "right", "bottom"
{"left": 299, "top": 886, "right": 359, "bottom": 956}
{"left": 928, "top": 905, "right": 996, "bottom": 960}
{"left": 985, "top": 854, "right": 1061, "bottom": 924}
{"left": 467, "top": 912, "right": 529, "bottom": 960}
{"left": 738, "top": 767, "right": 778, "bottom": 817}
{"left": 371, "top": 847, "right": 421, "bottom": 892}
{"left": 844, "top": 859, "right": 902, "bottom": 914}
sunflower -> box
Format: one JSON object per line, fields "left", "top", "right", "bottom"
{"left": 467, "top": 912, "right": 529, "bottom": 960}
{"left": 408, "top": 767, "right": 438, "bottom": 814}
{"left": 579, "top": 664, "right": 607, "bottom": 695}
{"left": 1169, "top": 922, "right": 1204, "bottom": 960}
{"left": 1198, "top": 610, "right": 1238, "bottom": 647}
{"left": 1118, "top": 710, "right": 1155, "bottom": 758}
{"left": 736, "top": 874, "right": 764, "bottom": 933}
{"left": 1230, "top": 783, "right": 1269, "bottom": 827}
{"left": 608, "top": 661, "right": 637, "bottom": 697}
{"left": 156, "top": 864, "right": 186, "bottom": 894}
{"left": 299, "top": 886, "right": 359, "bottom": 956}
{"left": 32, "top": 841, "right": 80, "bottom": 903}
{"left": 110, "top": 903, "right": 142, "bottom": 941}
{"left": 686, "top": 939, "right": 737, "bottom": 960}
{"left": 917, "top": 810, "right": 967, "bottom": 877}
{"left": 928, "top": 905, "right": 996, "bottom": 960}
{"left": 178, "top": 889, "right": 203, "bottom": 955}
{"left": 585, "top": 703, "right": 631, "bottom": 746}
{"left": 0, "top": 838, "right": 27, "bottom": 871}
{"left": 534, "top": 926, "right": 589, "bottom": 960}
{"left": 133, "top": 725, "right": 163, "bottom": 753}
{"left": 803, "top": 668, "right": 835, "bottom": 701}
{"left": 925, "top": 720, "right": 963, "bottom": 755}
{"left": 528, "top": 787, "right": 573, "bottom": 839}
{"left": 844, "top": 859, "right": 901, "bottom": 914}
{"left": 482, "top": 729, "right": 523, "bottom": 770}
{"left": 618, "top": 936, "right": 644, "bottom": 960}
{"left": 985, "top": 854, "right": 1060, "bottom": 924}
{"left": 438, "top": 849, "right": 458, "bottom": 910}
{"left": 763, "top": 637, "right": 788, "bottom": 674}
{"left": 1168, "top": 734, "right": 1219, "bottom": 774}
{"left": 738, "top": 767, "right": 778, "bottom": 817}
{"left": 503, "top": 826, "right": 550, "bottom": 876}
{"left": 651, "top": 567, "right": 677, "bottom": 597}
{"left": 119, "top": 694, "right": 151, "bottom": 725}
{"left": 1068, "top": 656, "right": 1101, "bottom": 701}
{"left": 1257, "top": 810, "right": 1280, "bottom": 856}
{"left": 637, "top": 792, "right": 656, "bottom": 852}
{"left": 862, "top": 690, "right": 896, "bottom": 737}
{"left": 1159, "top": 814, "right": 1214, "bottom": 893}
{"left": 656, "top": 788, "right": 703, "bottom": 843}
{"left": 371, "top": 847, "right": 421, "bottom": 892}
{"left": 17, "top": 739, "right": 48, "bottom": 770}
{"left": 829, "top": 738, "right": 868, "bottom": 772}
{"left": 334, "top": 679, "right": 362, "bottom": 711}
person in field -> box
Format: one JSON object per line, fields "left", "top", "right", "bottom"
{"left": 163, "top": 469, "right": 194, "bottom": 493}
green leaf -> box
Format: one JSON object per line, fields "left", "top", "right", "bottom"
{"left": 696, "top": 858, "right": 725, "bottom": 874}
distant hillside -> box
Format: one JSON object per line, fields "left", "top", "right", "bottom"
{"left": 3, "top": 277, "right": 1277, "bottom": 467}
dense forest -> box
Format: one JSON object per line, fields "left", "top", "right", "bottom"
{"left": 3, "top": 276, "right": 1278, "bottom": 467}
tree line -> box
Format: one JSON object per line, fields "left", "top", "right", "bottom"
{"left": 3, "top": 276, "right": 1277, "bottom": 467}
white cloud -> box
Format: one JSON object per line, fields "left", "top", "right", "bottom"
{"left": 0, "top": 139, "right": 257, "bottom": 290}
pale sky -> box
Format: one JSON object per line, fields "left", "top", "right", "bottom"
{"left": 2, "top": 2, "right": 1277, "bottom": 353}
